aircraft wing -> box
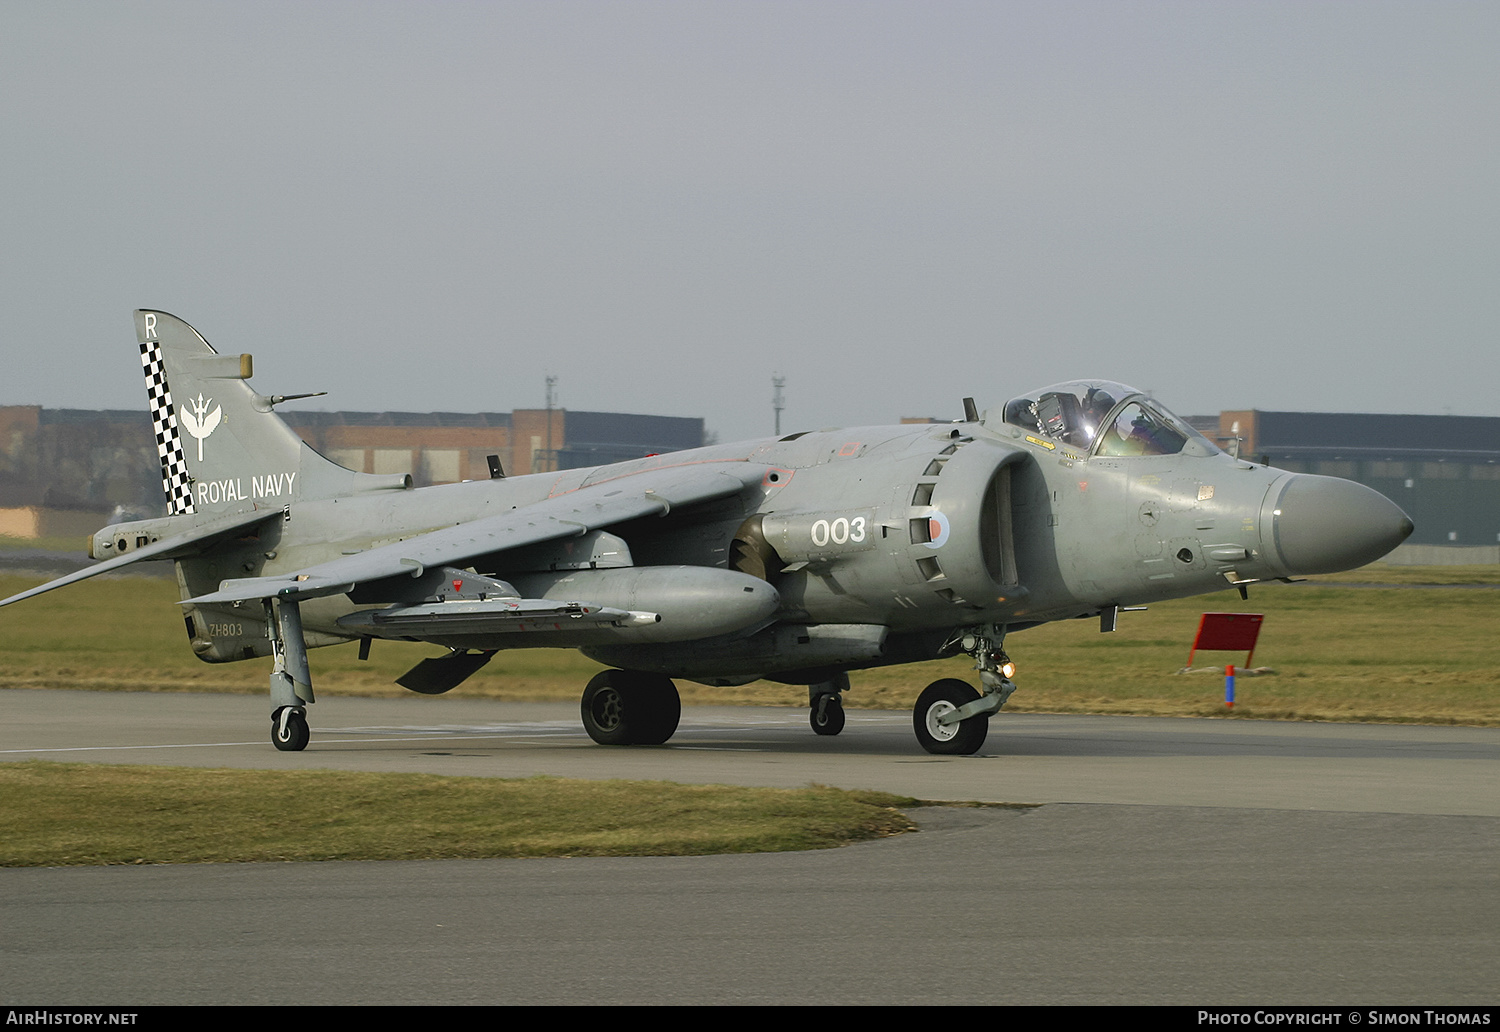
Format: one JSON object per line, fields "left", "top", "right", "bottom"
{"left": 0, "top": 507, "right": 281, "bottom": 609}
{"left": 184, "top": 461, "right": 768, "bottom": 606}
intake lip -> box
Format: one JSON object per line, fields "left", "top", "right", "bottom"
{"left": 1267, "top": 474, "right": 1415, "bottom": 576}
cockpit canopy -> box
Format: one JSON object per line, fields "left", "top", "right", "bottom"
{"left": 996, "top": 380, "right": 1216, "bottom": 458}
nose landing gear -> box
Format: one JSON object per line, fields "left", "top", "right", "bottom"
{"left": 912, "top": 625, "right": 1017, "bottom": 755}
{"left": 913, "top": 679, "right": 985, "bottom": 754}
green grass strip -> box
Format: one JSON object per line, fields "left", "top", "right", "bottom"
{"left": 4, "top": 565, "right": 1497, "bottom": 723}
{"left": 0, "top": 762, "right": 917, "bottom": 866}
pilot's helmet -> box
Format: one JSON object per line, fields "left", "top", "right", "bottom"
{"left": 1085, "top": 388, "right": 1117, "bottom": 417}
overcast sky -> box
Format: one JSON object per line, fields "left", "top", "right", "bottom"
{"left": 3, "top": 1, "right": 1497, "bottom": 442}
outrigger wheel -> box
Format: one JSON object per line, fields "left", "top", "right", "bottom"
{"left": 580, "top": 669, "right": 681, "bottom": 746}
{"left": 810, "top": 694, "right": 846, "bottom": 736}
{"left": 808, "top": 672, "right": 850, "bottom": 737}
{"left": 272, "top": 706, "right": 310, "bottom": 752}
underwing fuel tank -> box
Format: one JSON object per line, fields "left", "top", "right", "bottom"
{"left": 505, "top": 566, "right": 781, "bottom": 643}
{"left": 341, "top": 567, "right": 780, "bottom": 650}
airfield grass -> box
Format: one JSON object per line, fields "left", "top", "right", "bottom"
{"left": 0, "top": 565, "right": 1496, "bottom": 725}
{"left": 0, "top": 761, "right": 917, "bottom": 866}
{"left": 1305, "top": 564, "right": 1500, "bottom": 586}
{"left": 0, "top": 534, "right": 96, "bottom": 553}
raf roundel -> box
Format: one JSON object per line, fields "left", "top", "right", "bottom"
{"left": 924, "top": 511, "right": 951, "bottom": 549}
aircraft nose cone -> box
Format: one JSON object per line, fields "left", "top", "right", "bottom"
{"left": 1269, "top": 474, "right": 1414, "bottom": 575}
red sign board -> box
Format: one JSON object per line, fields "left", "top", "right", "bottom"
{"left": 1188, "top": 612, "right": 1264, "bottom": 668}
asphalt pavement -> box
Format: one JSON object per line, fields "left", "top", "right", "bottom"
{"left": 2, "top": 689, "right": 1496, "bottom": 1005}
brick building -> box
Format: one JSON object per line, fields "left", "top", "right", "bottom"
{"left": 0, "top": 405, "right": 703, "bottom": 530}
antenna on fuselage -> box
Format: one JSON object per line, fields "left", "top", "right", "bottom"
{"left": 1219, "top": 419, "right": 1244, "bottom": 460}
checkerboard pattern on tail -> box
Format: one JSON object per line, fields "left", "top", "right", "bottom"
{"left": 139, "top": 338, "right": 196, "bottom": 515}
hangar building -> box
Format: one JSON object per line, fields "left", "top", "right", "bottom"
{"left": 1215, "top": 410, "right": 1500, "bottom": 549}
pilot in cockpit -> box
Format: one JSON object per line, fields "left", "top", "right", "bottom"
{"left": 1081, "top": 387, "right": 1116, "bottom": 441}
{"left": 1000, "top": 380, "right": 1199, "bottom": 458}
{"left": 1095, "top": 402, "right": 1189, "bottom": 457}
{"left": 1083, "top": 387, "right": 1116, "bottom": 425}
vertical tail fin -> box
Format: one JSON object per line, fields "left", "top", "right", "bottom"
{"left": 135, "top": 310, "right": 403, "bottom": 517}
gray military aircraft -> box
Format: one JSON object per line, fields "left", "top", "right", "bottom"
{"left": 2, "top": 311, "right": 1414, "bottom": 754}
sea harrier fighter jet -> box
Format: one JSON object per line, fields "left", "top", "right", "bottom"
{"left": 1, "top": 311, "right": 1414, "bottom": 754}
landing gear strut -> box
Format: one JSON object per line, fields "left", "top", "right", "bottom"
{"left": 911, "top": 624, "right": 1018, "bottom": 756}
{"left": 265, "top": 597, "right": 314, "bottom": 752}
{"left": 580, "top": 669, "right": 682, "bottom": 746}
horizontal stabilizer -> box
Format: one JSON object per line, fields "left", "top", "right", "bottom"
{"left": 395, "top": 650, "right": 497, "bottom": 695}
{"left": 0, "top": 508, "right": 279, "bottom": 610}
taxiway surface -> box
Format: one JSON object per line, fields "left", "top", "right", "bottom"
{"left": 2, "top": 689, "right": 1496, "bottom": 1004}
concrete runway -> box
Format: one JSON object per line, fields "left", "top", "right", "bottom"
{"left": 2, "top": 689, "right": 1497, "bottom": 1004}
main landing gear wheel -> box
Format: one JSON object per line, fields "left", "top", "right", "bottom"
{"left": 271, "top": 707, "right": 310, "bottom": 752}
{"left": 810, "top": 695, "right": 846, "bottom": 736}
{"left": 580, "top": 670, "right": 681, "bottom": 746}
{"left": 913, "top": 679, "right": 988, "bottom": 756}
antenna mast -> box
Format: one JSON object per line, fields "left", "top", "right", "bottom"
{"left": 772, "top": 374, "right": 786, "bottom": 436}
{"left": 544, "top": 374, "right": 558, "bottom": 473}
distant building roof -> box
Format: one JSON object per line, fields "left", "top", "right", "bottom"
{"left": 1181, "top": 415, "right": 1220, "bottom": 437}
{"left": 1254, "top": 411, "right": 1500, "bottom": 461}
{"left": 281, "top": 411, "right": 513, "bottom": 429}
{"left": 38, "top": 409, "right": 150, "bottom": 426}
{"left": 563, "top": 411, "right": 703, "bottom": 450}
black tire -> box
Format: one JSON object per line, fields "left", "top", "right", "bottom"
{"left": 580, "top": 670, "right": 681, "bottom": 746}
{"left": 272, "top": 707, "right": 310, "bottom": 752}
{"left": 810, "top": 695, "right": 846, "bottom": 736}
{"left": 581, "top": 671, "right": 633, "bottom": 745}
{"left": 626, "top": 672, "right": 681, "bottom": 746}
{"left": 912, "top": 679, "right": 988, "bottom": 755}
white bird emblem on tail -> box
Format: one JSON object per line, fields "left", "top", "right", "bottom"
{"left": 180, "top": 393, "right": 222, "bottom": 461}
